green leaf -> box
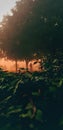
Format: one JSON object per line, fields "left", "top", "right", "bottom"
{"left": 29, "top": 124, "right": 34, "bottom": 128}
{"left": 49, "top": 86, "right": 56, "bottom": 92}
{"left": 26, "top": 103, "right": 33, "bottom": 110}
{"left": 32, "top": 92, "right": 39, "bottom": 96}
{"left": 19, "top": 110, "right": 32, "bottom": 118}
{"left": 7, "top": 108, "right": 22, "bottom": 116}
{"left": 35, "top": 109, "right": 43, "bottom": 121}
{"left": 58, "top": 79, "right": 63, "bottom": 87}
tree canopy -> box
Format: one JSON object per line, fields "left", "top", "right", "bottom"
{"left": 0, "top": 0, "right": 63, "bottom": 60}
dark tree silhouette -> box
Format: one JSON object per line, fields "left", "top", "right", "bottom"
{"left": 0, "top": 0, "right": 63, "bottom": 71}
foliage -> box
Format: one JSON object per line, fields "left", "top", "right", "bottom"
{"left": 0, "top": 50, "right": 63, "bottom": 130}
{"left": 0, "top": 0, "right": 63, "bottom": 60}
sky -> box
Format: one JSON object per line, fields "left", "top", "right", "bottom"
{"left": 0, "top": 0, "right": 18, "bottom": 21}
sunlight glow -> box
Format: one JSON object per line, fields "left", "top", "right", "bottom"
{"left": 0, "top": 58, "right": 41, "bottom": 72}
{"left": 0, "top": 0, "right": 18, "bottom": 22}
{"left": 0, "top": 58, "right": 26, "bottom": 72}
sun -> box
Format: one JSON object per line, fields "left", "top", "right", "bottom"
{"left": 0, "top": 0, "right": 18, "bottom": 22}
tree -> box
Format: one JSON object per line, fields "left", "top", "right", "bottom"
{"left": 0, "top": 0, "right": 63, "bottom": 72}
{"left": 0, "top": 0, "right": 37, "bottom": 71}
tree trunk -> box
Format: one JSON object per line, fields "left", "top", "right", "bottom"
{"left": 15, "top": 59, "right": 18, "bottom": 72}
{"left": 26, "top": 59, "right": 29, "bottom": 71}
{"left": 29, "top": 62, "right": 33, "bottom": 72}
